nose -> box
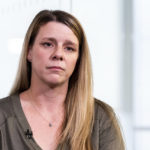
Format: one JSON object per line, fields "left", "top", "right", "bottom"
{"left": 51, "top": 46, "right": 64, "bottom": 61}
{"left": 52, "top": 55, "right": 63, "bottom": 61}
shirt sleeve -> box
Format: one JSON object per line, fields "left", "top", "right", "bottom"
{"left": 99, "top": 118, "right": 123, "bottom": 149}
{"left": 0, "top": 130, "right": 2, "bottom": 149}
{"left": 96, "top": 101, "right": 125, "bottom": 150}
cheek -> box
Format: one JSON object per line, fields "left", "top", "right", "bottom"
{"left": 69, "top": 57, "right": 78, "bottom": 71}
{"left": 32, "top": 50, "right": 47, "bottom": 65}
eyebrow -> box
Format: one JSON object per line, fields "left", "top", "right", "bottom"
{"left": 41, "top": 37, "right": 78, "bottom": 47}
{"left": 42, "top": 37, "right": 56, "bottom": 43}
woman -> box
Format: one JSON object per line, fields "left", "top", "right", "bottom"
{"left": 0, "top": 10, "right": 125, "bottom": 150}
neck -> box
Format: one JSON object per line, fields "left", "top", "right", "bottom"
{"left": 26, "top": 81, "right": 68, "bottom": 114}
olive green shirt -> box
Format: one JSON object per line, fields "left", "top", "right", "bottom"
{"left": 0, "top": 94, "right": 123, "bottom": 150}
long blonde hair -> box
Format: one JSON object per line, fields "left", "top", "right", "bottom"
{"left": 9, "top": 10, "right": 124, "bottom": 150}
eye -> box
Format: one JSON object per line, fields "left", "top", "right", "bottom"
{"left": 65, "top": 47, "right": 75, "bottom": 51}
{"left": 41, "top": 42, "right": 53, "bottom": 48}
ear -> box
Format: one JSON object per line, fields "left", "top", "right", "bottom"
{"left": 27, "top": 48, "right": 32, "bottom": 62}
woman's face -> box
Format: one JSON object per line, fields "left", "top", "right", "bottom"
{"left": 27, "top": 21, "right": 79, "bottom": 87}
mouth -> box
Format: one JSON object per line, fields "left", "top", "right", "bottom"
{"left": 46, "top": 66, "right": 64, "bottom": 71}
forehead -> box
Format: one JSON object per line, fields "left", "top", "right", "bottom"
{"left": 35, "top": 21, "right": 79, "bottom": 44}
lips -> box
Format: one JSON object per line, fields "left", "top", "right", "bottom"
{"left": 46, "top": 66, "right": 64, "bottom": 71}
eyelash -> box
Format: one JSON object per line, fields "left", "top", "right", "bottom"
{"left": 41, "top": 42, "right": 53, "bottom": 47}
{"left": 65, "top": 47, "right": 75, "bottom": 51}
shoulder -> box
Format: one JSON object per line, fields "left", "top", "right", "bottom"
{"left": 94, "top": 98, "right": 115, "bottom": 122}
{"left": 0, "top": 95, "right": 14, "bottom": 112}
{"left": 93, "top": 98, "right": 125, "bottom": 149}
{"left": 94, "top": 98, "right": 120, "bottom": 131}
{"left": 0, "top": 95, "right": 16, "bottom": 126}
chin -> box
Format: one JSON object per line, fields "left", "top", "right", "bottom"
{"left": 40, "top": 74, "right": 69, "bottom": 87}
